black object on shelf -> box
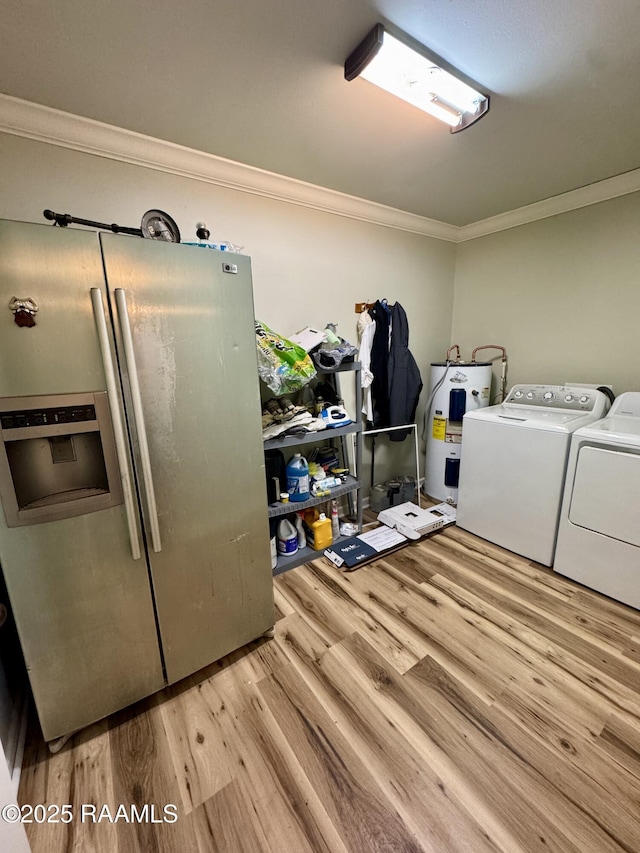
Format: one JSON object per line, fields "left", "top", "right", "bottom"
{"left": 43, "top": 209, "right": 181, "bottom": 243}
{"left": 265, "top": 449, "right": 286, "bottom": 503}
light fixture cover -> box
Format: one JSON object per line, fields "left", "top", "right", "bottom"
{"left": 345, "top": 23, "right": 489, "bottom": 132}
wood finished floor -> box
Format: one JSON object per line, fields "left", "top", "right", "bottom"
{"left": 18, "top": 523, "right": 640, "bottom": 852}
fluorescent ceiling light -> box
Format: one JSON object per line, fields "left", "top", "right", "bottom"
{"left": 345, "top": 23, "right": 489, "bottom": 132}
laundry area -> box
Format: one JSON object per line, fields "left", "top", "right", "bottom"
{"left": 1, "top": 2, "right": 640, "bottom": 852}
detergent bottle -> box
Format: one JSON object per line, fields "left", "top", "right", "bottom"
{"left": 307, "top": 512, "right": 333, "bottom": 551}
{"left": 277, "top": 517, "right": 298, "bottom": 556}
{"left": 286, "top": 453, "right": 310, "bottom": 502}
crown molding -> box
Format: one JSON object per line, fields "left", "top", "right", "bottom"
{"left": 0, "top": 94, "right": 457, "bottom": 242}
{"left": 456, "top": 169, "right": 640, "bottom": 242}
{"left": 2, "top": 94, "right": 639, "bottom": 244}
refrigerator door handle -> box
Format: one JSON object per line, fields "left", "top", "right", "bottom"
{"left": 90, "top": 288, "right": 142, "bottom": 561}
{"left": 114, "top": 288, "right": 163, "bottom": 553}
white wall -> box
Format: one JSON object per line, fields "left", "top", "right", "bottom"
{"left": 5, "top": 130, "right": 640, "bottom": 479}
{"left": 0, "top": 132, "right": 456, "bottom": 486}
{"left": 452, "top": 193, "right": 640, "bottom": 395}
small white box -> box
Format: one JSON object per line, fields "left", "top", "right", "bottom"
{"left": 377, "top": 502, "right": 456, "bottom": 540}
{"left": 288, "top": 327, "right": 326, "bottom": 352}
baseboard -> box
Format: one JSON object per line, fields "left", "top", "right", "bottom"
{"left": 10, "top": 693, "right": 29, "bottom": 796}
{"left": 3, "top": 687, "right": 29, "bottom": 796}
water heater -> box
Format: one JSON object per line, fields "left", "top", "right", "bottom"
{"left": 423, "top": 361, "right": 492, "bottom": 503}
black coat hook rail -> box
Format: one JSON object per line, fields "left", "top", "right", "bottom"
{"left": 43, "top": 209, "right": 143, "bottom": 236}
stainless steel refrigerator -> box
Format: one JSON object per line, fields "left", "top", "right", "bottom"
{"left": 0, "top": 218, "right": 274, "bottom": 745}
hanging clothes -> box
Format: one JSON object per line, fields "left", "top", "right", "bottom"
{"left": 357, "top": 311, "right": 375, "bottom": 423}
{"left": 387, "top": 302, "right": 423, "bottom": 441}
{"left": 368, "top": 300, "right": 391, "bottom": 428}
{"left": 356, "top": 308, "right": 373, "bottom": 343}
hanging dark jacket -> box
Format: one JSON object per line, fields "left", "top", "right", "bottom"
{"left": 369, "top": 300, "right": 391, "bottom": 428}
{"left": 388, "top": 302, "right": 423, "bottom": 441}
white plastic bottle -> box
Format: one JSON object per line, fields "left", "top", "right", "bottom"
{"left": 269, "top": 519, "right": 278, "bottom": 570}
{"left": 295, "top": 514, "right": 307, "bottom": 549}
{"left": 277, "top": 518, "right": 298, "bottom": 555}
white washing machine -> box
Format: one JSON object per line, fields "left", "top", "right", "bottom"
{"left": 456, "top": 385, "right": 609, "bottom": 566}
{"left": 554, "top": 392, "right": 640, "bottom": 608}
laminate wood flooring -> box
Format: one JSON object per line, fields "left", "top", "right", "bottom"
{"left": 18, "top": 524, "right": 640, "bottom": 852}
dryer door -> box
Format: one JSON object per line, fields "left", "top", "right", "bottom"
{"left": 569, "top": 446, "right": 640, "bottom": 547}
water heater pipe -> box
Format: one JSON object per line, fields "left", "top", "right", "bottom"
{"left": 471, "top": 344, "right": 506, "bottom": 361}
{"left": 471, "top": 344, "right": 508, "bottom": 402}
{"left": 446, "top": 344, "right": 461, "bottom": 362}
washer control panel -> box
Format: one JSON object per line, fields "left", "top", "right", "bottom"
{"left": 505, "top": 385, "right": 599, "bottom": 411}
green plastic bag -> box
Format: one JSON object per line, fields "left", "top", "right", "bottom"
{"left": 255, "top": 320, "right": 316, "bottom": 395}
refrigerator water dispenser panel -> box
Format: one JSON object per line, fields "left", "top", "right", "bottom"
{"left": 0, "top": 391, "right": 124, "bottom": 527}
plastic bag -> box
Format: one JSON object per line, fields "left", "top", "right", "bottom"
{"left": 310, "top": 322, "right": 358, "bottom": 370}
{"left": 311, "top": 339, "right": 358, "bottom": 370}
{"left": 255, "top": 320, "right": 317, "bottom": 395}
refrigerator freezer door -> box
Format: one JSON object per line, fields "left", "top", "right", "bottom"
{"left": 0, "top": 220, "right": 107, "bottom": 398}
{"left": 101, "top": 236, "right": 273, "bottom": 685}
{"left": 0, "top": 221, "right": 165, "bottom": 741}
{"left": 1, "top": 511, "right": 165, "bottom": 741}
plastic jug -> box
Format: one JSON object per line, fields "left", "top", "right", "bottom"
{"left": 269, "top": 518, "right": 278, "bottom": 569}
{"left": 277, "top": 518, "right": 298, "bottom": 555}
{"left": 307, "top": 512, "right": 333, "bottom": 551}
{"left": 286, "top": 453, "right": 310, "bottom": 502}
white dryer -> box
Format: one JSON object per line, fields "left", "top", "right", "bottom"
{"left": 554, "top": 392, "right": 640, "bottom": 608}
{"left": 456, "top": 385, "right": 609, "bottom": 566}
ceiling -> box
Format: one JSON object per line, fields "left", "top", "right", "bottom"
{"left": 2, "top": 0, "right": 640, "bottom": 227}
